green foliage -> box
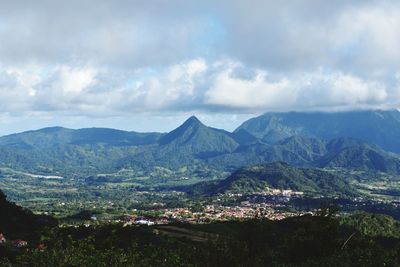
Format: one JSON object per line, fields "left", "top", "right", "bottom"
{"left": 341, "top": 212, "right": 400, "bottom": 238}
{"left": 10, "top": 215, "right": 400, "bottom": 267}
{"left": 17, "top": 225, "right": 198, "bottom": 267}
{"left": 1, "top": 190, "right": 399, "bottom": 266}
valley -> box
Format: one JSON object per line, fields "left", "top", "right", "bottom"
{"left": 2, "top": 110, "right": 400, "bottom": 266}
{"left": 1, "top": 110, "right": 400, "bottom": 221}
{"left": 1, "top": 163, "right": 400, "bottom": 222}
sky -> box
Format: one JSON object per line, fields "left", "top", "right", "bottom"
{"left": 1, "top": 0, "right": 400, "bottom": 135}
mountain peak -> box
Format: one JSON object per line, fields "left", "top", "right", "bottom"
{"left": 184, "top": 115, "right": 202, "bottom": 126}
{"left": 158, "top": 115, "right": 239, "bottom": 154}
{"left": 159, "top": 116, "right": 205, "bottom": 145}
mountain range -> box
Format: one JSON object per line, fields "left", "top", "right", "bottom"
{"left": 1, "top": 110, "right": 400, "bottom": 178}
{"left": 236, "top": 110, "right": 400, "bottom": 152}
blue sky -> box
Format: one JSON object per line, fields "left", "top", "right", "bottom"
{"left": 1, "top": 0, "right": 400, "bottom": 135}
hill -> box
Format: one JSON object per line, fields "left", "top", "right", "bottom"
{"left": 201, "top": 162, "right": 358, "bottom": 197}
{"left": 0, "top": 190, "right": 57, "bottom": 240}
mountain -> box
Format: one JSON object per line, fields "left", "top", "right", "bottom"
{"left": 207, "top": 136, "right": 327, "bottom": 169}
{"left": 230, "top": 129, "right": 258, "bottom": 145}
{"left": 198, "top": 162, "right": 358, "bottom": 196}
{"left": 0, "top": 127, "right": 164, "bottom": 176}
{"left": 315, "top": 143, "right": 400, "bottom": 173}
{"left": 1, "top": 112, "right": 400, "bottom": 179}
{"left": 235, "top": 110, "right": 400, "bottom": 152}
{"left": 158, "top": 116, "right": 239, "bottom": 157}
{"left": 115, "top": 116, "right": 241, "bottom": 171}
{"left": 206, "top": 135, "right": 400, "bottom": 174}
{"left": 0, "top": 127, "right": 162, "bottom": 148}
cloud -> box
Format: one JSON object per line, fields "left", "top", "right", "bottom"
{"left": 3, "top": 0, "right": 399, "bottom": 74}
{"left": 0, "top": 0, "right": 212, "bottom": 68}
{"left": 0, "top": 64, "right": 40, "bottom": 113}
{"left": 205, "top": 61, "right": 391, "bottom": 111}
{"left": 0, "top": 58, "right": 397, "bottom": 117}
{"left": 212, "top": 0, "right": 400, "bottom": 75}
{"left": 0, "top": 59, "right": 208, "bottom": 116}
{"left": 54, "top": 66, "right": 97, "bottom": 94}
{"left": 205, "top": 63, "right": 294, "bottom": 109}
{"left": 1, "top": 0, "right": 400, "bottom": 123}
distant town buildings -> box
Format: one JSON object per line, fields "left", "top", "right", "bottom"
{"left": 0, "top": 234, "right": 29, "bottom": 248}
{"left": 11, "top": 239, "right": 28, "bottom": 247}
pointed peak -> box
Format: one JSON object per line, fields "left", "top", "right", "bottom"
{"left": 158, "top": 116, "right": 207, "bottom": 145}
{"left": 182, "top": 116, "right": 204, "bottom": 127}
{"left": 188, "top": 115, "right": 200, "bottom": 120}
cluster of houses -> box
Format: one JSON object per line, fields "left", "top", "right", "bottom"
{"left": 0, "top": 233, "right": 28, "bottom": 248}
{"left": 124, "top": 216, "right": 157, "bottom": 226}
{"left": 0, "top": 233, "right": 46, "bottom": 251}
{"left": 115, "top": 204, "right": 309, "bottom": 226}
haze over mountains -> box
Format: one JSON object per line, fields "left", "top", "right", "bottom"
{"left": 0, "top": 110, "right": 400, "bottom": 177}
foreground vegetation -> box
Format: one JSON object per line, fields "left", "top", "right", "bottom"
{"left": 1, "top": 188, "right": 400, "bottom": 266}
{"left": 1, "top": 214, "right": 399, "bottom": 266}
{"left": 1, "top": 206, "right": 399, "bottom": 265}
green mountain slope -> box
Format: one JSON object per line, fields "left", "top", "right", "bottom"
{"left": 1, "top": 113, "right": 400, "bottom": 179}
{"left": 208, "top": 162, "right": 358, "bottom": 196}
{"left": 206, "top": 136, "right": 400, "bottom": 174}
{"left": 159, "top": 116, "right": 239, "bottom": 157}
{"left": 235, "top": 110, "right": 400, "bottom": 152}
{"left": 315, "top": 143, "right": 400, "bottom": 172}
{"left": 115, "top": 116, "right": 240, "bottom": 171}
{"left": 0, "top": 127, "right": 162, "bottom": 148}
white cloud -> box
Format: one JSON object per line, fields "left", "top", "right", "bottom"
{"left": 205, "top": 66, "right": 294, "bottom": 109}
{"left": 0, "top": 58, "right": 397, "bottom": 116}
{"left": 2, "top": 0, "right": 400, "bottom": 122}
{"left": 331, "top": 4, "right": 400, "bottom": 71}
{"left": 55, "top": 66, "right": 97, "bottom": 94}
{"left": 129, "top": 58, "right": 207, "bottom": 110}
{"left": 0, "top": 64, "right": 41, "bottom": 113}
{"left": 205, "top": 62, "right": 391, "bottom": 111}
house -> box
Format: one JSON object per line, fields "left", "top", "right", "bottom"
{"left": 11, "top": 240, "right": 28, "bottom": 247}
{"left": 0, "top": 233, "right": 6, "bottom": 244}
{"left": 134, "top": 218, "right": 155, "bottom": 226}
